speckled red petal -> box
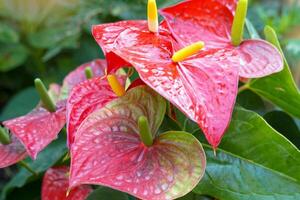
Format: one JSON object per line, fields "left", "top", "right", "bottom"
{"left": 107, "top": 25, "right": 239, "bottom": 148}
{"left": 236, "top": 39, "right": 284, "bottom": 78}
{"left": 70, "top": 86, "right": 205, "bottom": 200}
{"left": 66, "top": 76, "right": 125, "bottom": 146}
{"left": 92, "top": 21, "right": 146, "bottom": 73}
{"left": 160, "top": 0, "right": 233, "bottom": 49}
{"left": 60, "top": 59, "right": 107, "bottom": 99}
{"left": 0, "top": 134, "right": 27, "bottom": 168}
{"left": 42, "top": 166, "right": 92, "bottom": 200}
{"left": 3, "top": 103, "right": 66, "bottom": 159}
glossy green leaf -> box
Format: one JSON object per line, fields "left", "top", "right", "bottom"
{"left": 0, "top": 87, "right": 39, "bottom": 121}
{"left": 194, "top": 107, "right": 300, "bottom": 199}
{"left": 264, "top": 111, "right": 300, "bottom": 148}
{"left": 87, "top": 187, "right": 130, "bottom": 200}
{"left": 0, "top": 44, "right": 28, "bottom": 72}
{"left": 0, "top": 133, "right": 67, "bottom": 200}
{"left": 248, "top": 26, "right": 300, "bottom": 118}
{"left": 236, "top": 90, "right": 265, "bottom": 114}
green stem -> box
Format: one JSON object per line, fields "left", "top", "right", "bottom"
{"left": 231, "top": 0, "right": 248, "bottom": 46}
{"left": 238, "top": 84, "right": 249, "bottom": 94}
{"left": 138, "top": 116, "right": 153, "bottom": 147}
{"left": 84, "top": 67, "right": 93, "bottom": 79}
{"left": 19, "top": 161, "right": 38, "bottom": 176}
{"left": 34, "top": 78, "right": 56, "bottom": 112}
{"left": 0, "top": 126, "right": 11, "bottom": 145}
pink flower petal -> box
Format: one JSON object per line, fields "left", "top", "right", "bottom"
{"left": 42, "top": 166, "right": 92, "bottom": 200}
{"left": 160, "top": 0, "right": 233, "bottom": 49}
{"left": 60, "top": 59, "right": 107, "bottom": 99}
{"left": 66, "top": 76, "right": 125, "bottom": 147}
{"left": 3, "top": 102, "right": 66, "bottom": 159}
{"left": 236, "top": 39, "right": 284, "bottom": 78}
{"left": 70, "top": 86, "right": 205, "bottom": 200}
{"left": 93, "top": 22, "right": 239, "bottom": 147}
{"left": 0, "top": 134, "right": 27, "bottom": 168}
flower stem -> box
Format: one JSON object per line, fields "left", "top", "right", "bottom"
{"left": 84, "top": 67, "right": 93, "bottom": 79}
{"left": 138, "top": 116, "right": 153, "bottom": 147}
{"left": 34, "top": 78, "right": 56, "bottom": 112}
{"left": 0, "top": 126, "right": 11, "bottom": 145}
{"left": 19, "top": 160, "right": 38, "bottom": 176}
{"left": 231, "top": 0, "right": 248, "bottom": 46}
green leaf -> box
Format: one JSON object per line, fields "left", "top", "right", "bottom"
{"left": 0, "top": 87, "right": 39, "bottom": 121}
{"left": 0, "top": 43, "right": 28, "bottom": 72}
{"left": 0, "top": 23, "right": 19, "bottom": 44}
{"left": 264, "top": 111, "right": 300, "bottom": 148}
{"left": 245, "top": 18, "right": 260, "bottom": 39}
{"left": 87, "top": 187, "right": 130, "bottom": 200}
{"left": 0, "top": 133, "right": 67, "bottom": 200}
{"left": 194, "top": 107, "right": 300, "bottom": 199}
{"left": 248, "top": 26, "right": 300, "bottom": 118}
{"left": 236, "top": 90, "right": 266, "bottom": 114}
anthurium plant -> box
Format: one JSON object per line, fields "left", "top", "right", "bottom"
{"left": 1, "top": 0, "right": 300, "bottom": 200}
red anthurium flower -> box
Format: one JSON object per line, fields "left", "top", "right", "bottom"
{"left": 60, "top": 59, "right": 107, "bottom": 99}
{"left": 66, "top": 75, "right": 126, "bottom": 146}
{"left": 160, "top": 0, "right": 283, "bottom": 78}
{"left": 42, "top": 166, "right": 92, "bottom": 200}
{"left": 69, "top": 86, "right": 206, "bottom": 200}
{"left": 93, "top": 20, "right": 240, "bottom": 148}
{"left": 3, "top": 101, "right": 66, "bottom": 159}
{"left": 0, "top": 133, "right": 27, "bottom": 168}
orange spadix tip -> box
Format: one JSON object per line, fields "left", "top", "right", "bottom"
{"left": 172, "top": 41, "right": 205, "bottom": 62}
{"left": 107, "top": 74, "right": 125, "bottom": 97}
{"left": 148, "top": 0, "right": 158, "bottom": 33}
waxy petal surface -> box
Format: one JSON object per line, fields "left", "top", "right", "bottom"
{"left": 93, "top": 22, "right": 239, "bottom": 147}
{"left": 92, "top": 21, "right": 146, "bottom": 73}
{"left": 160, "top": 0, "right": 284, "bottom": 78}
{"left": 236, "top": 39, "right": 284, "bottom": 78}
{"left": 70, "top": 86, "right": 205, "bottom": 200}
{"left": 3, "top": 103, "right": 66, "bottom": 159}
{"left": 42, "top": 166, "right": 92, "bottom": 200}
{"left": 66, "top": 76, "right": 125, "bottom": 146}
{"left": 160, "top": 0, "right": 233, "bottom": 49}
{"left": 60, "top": 59, "right": 106, "bottom": 99}
{"left": 0, "top": 134, "right": 27, "bottom": 168}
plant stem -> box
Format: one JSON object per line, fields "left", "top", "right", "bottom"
{"left": 0, "top": 126, "right": 11, "bottom": 145}
{"left": 34, "top": 78, "right": 56, "bottom": 112}
{"left": 238, "top": 84, "right": 249, "bottom": 94}
{"left": 19, "top": 161, "right": 38, "bottom": 176}
{"left": 138, "top": 116, "right": 153, "bottom": 147}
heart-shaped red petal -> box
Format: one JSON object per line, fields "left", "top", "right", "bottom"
{"left": 160, "top": 0, "right": 283, "bottom": 79}
{"left": 236, "top": 39, "right": 284, "bottom": 78}
{"left": 60, "top": 59, "right": 107, "bottom": 99}
{"left": 66, "top": 76, "right": 125, "bottom": 146}
{"left": 70, "top": 86, "right": 205, "bottom": 200}
{"left": 93, "top": 21, "right": 239, "bottom": 147}
{"left": 160, "top": 0, "right": 233, "bottom": 49}
{"left": 42, "top": 166, "right": 92, "bottom": 200}
{"left": 0, "top": 134, "right": 27, "bottom": 168}
{"left": 3, "top": 102, "right": 66, "bottom": 159}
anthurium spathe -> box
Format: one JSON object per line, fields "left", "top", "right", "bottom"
{"left": 42, "top": 166, "right": 92, "bottom": 200}
{"left": 93, "top": 19, "right": 239, "bottom": 148}
{"left": 69, "top": 86, "right": 206, "bottom": 200}
{"left": 66, "top": 75, "right": 126, "bottom": 146}
{"left": 60, "top": 59, "right": 107, "bottom": 99}
{"left": 2, "top": 100, "right": 66, "bottom": 160}
{"left": 0, "top": 127, "right": 27, "bottom": 168}
{"left": 160, "top": 0, "right": 283, "bottom": 78}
